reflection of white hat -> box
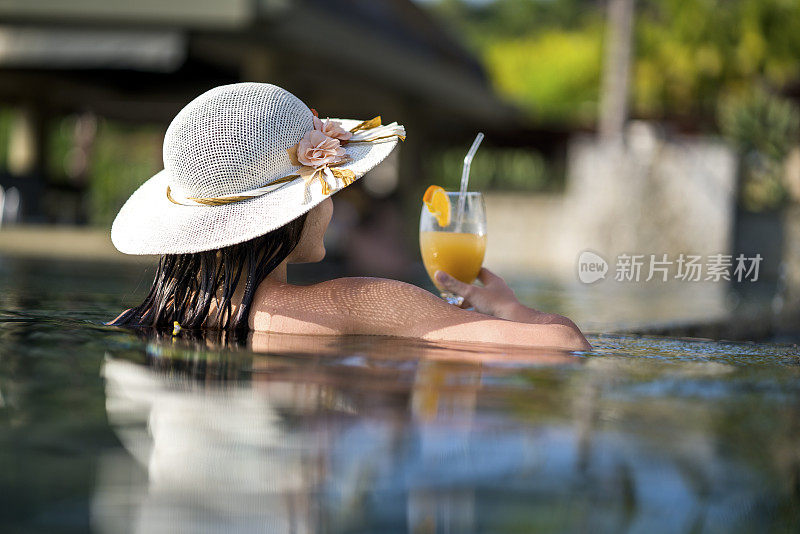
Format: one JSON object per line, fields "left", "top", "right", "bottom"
{"left": 111, "top": 82, "right": 405, "bottom": 255}
{"left": 99, "top": 357, "right": 313, "bottom": 533}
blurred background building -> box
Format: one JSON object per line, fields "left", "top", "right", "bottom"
{"left": 0, "top": 0, "right": 517, "bottom": 222}
{"left": 0, "top": 0, "right": 799, "bottom": 334}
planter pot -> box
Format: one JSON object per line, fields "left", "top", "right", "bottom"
{"left": 731, "top": 207, "right": 783, "bottom": 295}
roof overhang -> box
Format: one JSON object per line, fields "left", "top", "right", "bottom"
{"left": 0, "top": 0, "right": 255, "bottom": 29}
{"left": 0, "top": 25, "right": 186, "bottom": 71}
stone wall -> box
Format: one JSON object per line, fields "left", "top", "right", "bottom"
{"left": 484, "top": 123, "right": 739, "bottom": 283}
{"left": 564, "top": 125, "right": 737, "bottom": 268}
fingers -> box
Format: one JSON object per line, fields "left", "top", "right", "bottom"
{"left": 478, "top": 267, "right": 503, "bottom": 285}
{"left": 434, "top": 270, "right": 474, "bottom": 299}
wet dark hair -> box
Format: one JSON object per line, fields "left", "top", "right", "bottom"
{"left": 109, "top": 213, "right": 308, "bottom": 336}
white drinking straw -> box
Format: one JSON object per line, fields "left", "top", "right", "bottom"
{"left": 456, "top": 132, "right": 485, "bottom": 230}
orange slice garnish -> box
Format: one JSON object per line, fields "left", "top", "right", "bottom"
{"left": 423, "top": 185, "right": 450, "bottom": 227}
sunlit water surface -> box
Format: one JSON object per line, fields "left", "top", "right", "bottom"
{"left": 1, "top": 257, "right": 799, "bottom": 533}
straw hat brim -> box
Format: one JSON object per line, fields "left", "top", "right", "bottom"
{"left": 111, "top": 118, "right": 401, "bottom": 255}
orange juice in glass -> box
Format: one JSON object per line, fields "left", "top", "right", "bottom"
{"left": 419, "top": 189, "right": 486, "bottom": 304}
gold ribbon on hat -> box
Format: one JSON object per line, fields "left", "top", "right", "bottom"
{"left": 166, "top": 116, "right": 405, "bottom": 207}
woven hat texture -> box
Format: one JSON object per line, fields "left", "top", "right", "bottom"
{"left": 111, "top": 82, "right": 402, "bottom": 255}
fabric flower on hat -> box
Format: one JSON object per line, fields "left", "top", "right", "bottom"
{"left": 284, "top": 108, "right": 402, "bottom": 199}
{"left": 296, "top": 129, "right": 348, "bottom": 167}
{"left": 288, "top": 122, "right": 354, "bottom": 197}
{"left": 312, "top": 115, "right": 353, "bottom": 142}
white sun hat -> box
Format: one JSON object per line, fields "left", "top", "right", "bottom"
{"left": 110, "top": 82, "right": 405, "bottom": 255}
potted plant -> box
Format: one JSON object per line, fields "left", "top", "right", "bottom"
{"left": 718, "top": 87, "right": 800, "bottom": 294}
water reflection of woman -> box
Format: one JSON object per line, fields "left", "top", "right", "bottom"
{"left": 97, "top": 334, "right": 581, "bottom": 533}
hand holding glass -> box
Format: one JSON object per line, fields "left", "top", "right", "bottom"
{"left": 419, "top": 192, "right": 487, "bottom": 305}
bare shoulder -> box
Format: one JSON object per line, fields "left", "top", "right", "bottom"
{"left": 249, "top": 276, "right": 460, "bottom": 336}
{"left": 313, "top": 276, "right": 442, "bottom": 302}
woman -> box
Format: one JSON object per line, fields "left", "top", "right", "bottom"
{"left": 109, "top": 83, "right": 590, "bottom": 351}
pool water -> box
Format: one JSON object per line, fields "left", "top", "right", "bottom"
{"left": 1, "top": 256, "right": 799, "bottom": 533}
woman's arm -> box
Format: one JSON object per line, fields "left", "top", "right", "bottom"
{"left": 417, "top": 313, "right": 591, "bottom": 350}
{"left": 372, "top": 276, "right": 590, "bottom": 350}
{"left": 252, "top": 276, "right": 591, "bottom": 351}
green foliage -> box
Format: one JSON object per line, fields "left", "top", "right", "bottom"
{"left": 46, "top": 115, "right": 81, "bottom": 185}
{"left": 719, "top": 88, "right": 800, "bottom": 161}
{"left": 427, "top": 146, "right": 557, "bottom": 192}
{"left": 430, "top": 0, "right": 604, "bottom": 124}
{"left": 718, "top": 88, "right": 800, "bottom": 211}
{"left": 425, "top": 0, "right": 800, "bottom": 124}
{"left": 0, "top": 109, "right": 12, "bottom": 169}
{"left": 430, "top": 0, "right": 596, "bottom": 51}
{"left": 44, "top": 115, "right": 162, "bottom": 226}
{"left": 635, "top": 0, "right": 800, "bottom": 119}
{"left": 484, "top": 28, "right": 603, "bottom": 124}
{"left": 88, "top": 121, "right": 162, "bottom": 226}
